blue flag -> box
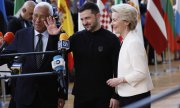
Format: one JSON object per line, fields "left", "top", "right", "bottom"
{"left": 176, "top": 0, "right": 180, "bottom": 37}
{"left": 79, "top": 0, "right": 85, "bottom": 8}
{"left": 0, "top": 0, "right": 8, "bottom": 23}
{"left": 0, "top": 0, "right": 8, "bottom": 34}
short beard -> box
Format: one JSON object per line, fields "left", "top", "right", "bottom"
{"left": 89, "top": 20, "right": 99, "bottom": 32}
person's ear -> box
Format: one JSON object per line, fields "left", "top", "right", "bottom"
{"left": 22, "top": 8, "right": 27, "bottom": 13}
{"left": 124, "top": 21, "right": 130, "bottom": 26}
{"left": 96, "top": 13, "right": 101, "bottom": 19}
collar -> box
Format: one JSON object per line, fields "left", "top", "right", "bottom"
{"left": 34, "top": 30, "right": 48, "bottom": 37}
{"left": 122, "top": 30, "right": 134, "bottom": 41}
{"left": 86, "top": 27, "right": 103, "bottom": 34}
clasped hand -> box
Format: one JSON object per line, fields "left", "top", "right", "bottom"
{"left": 106, "top": 77, "right": 125, "bottom": 87}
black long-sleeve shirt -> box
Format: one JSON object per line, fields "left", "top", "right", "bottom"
{"left": 69, "top": 27, "right": 120, "bottom": 99}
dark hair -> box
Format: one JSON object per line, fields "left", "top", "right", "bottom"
{"left": 78, "top": 2, "right": 100, "bottom": 14}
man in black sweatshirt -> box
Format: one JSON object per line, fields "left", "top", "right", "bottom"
{"left": 44, "top": 2, "right": 121, "bottom": 108}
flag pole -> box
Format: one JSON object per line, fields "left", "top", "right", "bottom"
{"left": 165, "top": 44, "right": 173, "bottom": 72}
{"left": 153, "top": 50, "right": 160, "bottom": 76}
{"left": 165, "top": 43, "right": 178, "bottom": 73}
{"left": 162, "top": 51, "right": 166, "bottom": 63}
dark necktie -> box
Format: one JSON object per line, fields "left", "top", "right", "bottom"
{"left": 35, "top": 34, "right": 43, "bottom": 69}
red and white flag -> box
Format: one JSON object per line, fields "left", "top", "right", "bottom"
{"left": 144, "top": 0, "right": 168, "bottom": 54}
{"left": 97, "top": 0, "right": 112, "bottom": 31}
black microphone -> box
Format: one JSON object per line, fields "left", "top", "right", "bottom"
{"left": 51, "top": 55, "right": 66, "bottom": 94}
{"left": 0, "top": 32, "right": 14, "bottom": 52}
{"left": 10, "top": 56, "right": 24, "bottom": 75}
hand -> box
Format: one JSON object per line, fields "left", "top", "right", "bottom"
{"left": 109, "top": 98, "right": 119, "bottom": 108}
{"left": 106, "top": 77, "right": 125, "bottom": 87}
{"left": 58, "top": 98, "right": 65, "bottom": 108}
{"left": 44, "top": 16, "right": 62, "bottom": 35}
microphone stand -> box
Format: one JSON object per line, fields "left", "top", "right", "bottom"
{"left": 0, "top": 71, "right": 58, "bottom": 79}
{"left": 0, "top": 50, "right": 68, "bottom": 102}
{"left": 0, "top": 50, "right": 63, "bottom": 79}
{"left": 0, "top": 70, "right": 66, "bottom": 106}
{"left": 61, "top": 49, "right": 66, "bottom": 60}
{"left": 0, "top": 71, "right": 11, "bottom": 73}
{"left": 57, "top": 69, "right": 67, "bottom": 95}
{"left": 59, "top": 49, "right": 67, "bottom": 95}
{"left": 0, "top": 50, "right": 59, "bottom": 57}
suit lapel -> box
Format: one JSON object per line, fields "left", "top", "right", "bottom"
{"left": 27, "top": 27, "right": 35, "bottom": 52}
{"left": 24, "top": 28, "right": 37, "bottom": 70}
{"left": 45, "top": 35, "right": 54, "bottom": 51}
{"left": 41, "top": 35, "right": 58, "bottom": 67}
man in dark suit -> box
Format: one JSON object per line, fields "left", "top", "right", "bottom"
{"left": 0, "top": 2, "right": 67, "bottom": 108}
{"left": 6, "top": 1, "right": 36, "bottom": 108}
{"left": 7, "top": 1, "right": 36, "bottom": 34}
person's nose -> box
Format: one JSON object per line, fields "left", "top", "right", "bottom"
{"left": 35, "top": 17, "right": 42, "bottom": 23}
{"left": 82, "top": 20, "right": 88, "bottom": 25}
{"left": 111, "top": 22, "right": 114, "bottom": 27}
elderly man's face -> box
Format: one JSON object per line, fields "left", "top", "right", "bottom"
{"left": 32, "top": 6, "right": 50, "bottom": 33}
{"left": 23, "top": 6, "right": 35, "bottom": 21}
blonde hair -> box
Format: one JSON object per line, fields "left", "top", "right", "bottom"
{"left": 111, "top": 4, "right": 138, "bottom": 30}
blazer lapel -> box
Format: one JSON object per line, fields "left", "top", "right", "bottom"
{"left": 23, "top": 28, "right": 37, "bottom": 70}
{"left": 27, "top": 27, "right": 35, "bottom": 52}
{"left": 41, "top": 35, "right": 58, "bottom": 67}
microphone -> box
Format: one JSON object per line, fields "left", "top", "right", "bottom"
{"left": 58, "top": 33, "right": 70, "bottom": 51}
{"left": 10, "top": 56, "right": 24, "bottom": 75}
{"left": 51, "top": 55, "right": 65, "bottom": 72}
{"left": 0, "top": 32, "right": 14, "bottom": 52}
{"left": 0, "top": 32, "right": 3, "bottom": 46}
{"left": 58, "top": 33, "right": 69, "bottom": 79}
{"left": 51, "top": 55, "right": 66, "bottom": 94}
{"left": 58, "top": 33, "right": 70, "bottom": 65}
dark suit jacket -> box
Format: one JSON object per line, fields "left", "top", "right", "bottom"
{"left": 7, "top": 16, "right": 32, "bottom": 34}
{"left": 0, "top": 27, "right": 67, "bottom": 106}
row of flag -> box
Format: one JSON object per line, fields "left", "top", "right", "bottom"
{"left": 1, "top": 0, "right": 180, "bottom": 70}
{"left": 93, "top": 0, "right": 180, "bottom": 55}
{"left": 95, "top": 0, "right": 180, "bottom": 55}
{"left": 144, "top": 0, "right": 177, "bottom": 54}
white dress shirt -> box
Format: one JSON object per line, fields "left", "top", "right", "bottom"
{"left": 116, "top": 31, "right": 154, "bottom": 97}
{"left": 34, "top": 30, "right": 49, "bottom": 52}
